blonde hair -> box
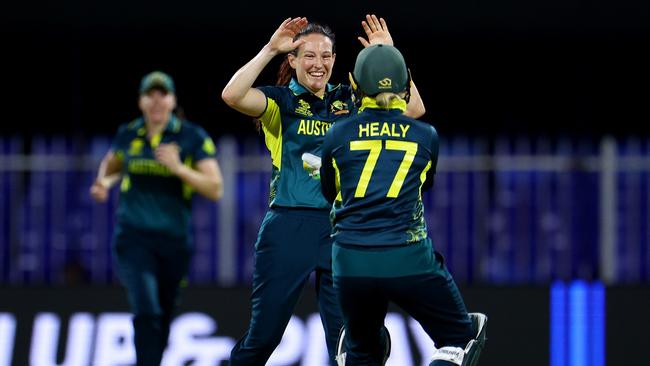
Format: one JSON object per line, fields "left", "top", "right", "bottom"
{"left": 375, "top": 92, "right": 406, "bottom": 108}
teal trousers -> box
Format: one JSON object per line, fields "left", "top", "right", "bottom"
{"left": 113, "top": 225, "right": 192, "bottom": 366}
{"left": 230, "top": 207, "right": 343, "bottom": 365}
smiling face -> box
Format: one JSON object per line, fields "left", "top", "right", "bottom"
{"left": 288, "top": 33, "right": 336, "bottom": 97}
{"left": 138, "top": 88, "right": 176, "bottom": 128}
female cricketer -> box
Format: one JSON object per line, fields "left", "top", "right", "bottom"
{"left": 320, "top": 45, "right": 487, "bottom": 366}
{"left": 90, "top": 71, "right": 224, "bottom": 366}
{"left": 221, "top": 15, "right": 425, "bottom": 365}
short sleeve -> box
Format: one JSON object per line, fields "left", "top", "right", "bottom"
{"left": 189, "top": 125, "right": 217, "bottom": 162}
{"left": 429, "top": 125, "right": 439, "bottom": 170}
{"left": 256, "top": 86, "right": 285, "bottom": 136}
{"left": 111, "top": 124, "right": 131, "bottom": 160}
{"left": 256, "top": 86, "right": 284, "bottom": 117}
{"left": 257, "top": 85, "right": 283, "bottom": 104}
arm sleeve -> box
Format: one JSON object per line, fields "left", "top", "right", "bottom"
{"left": 256, "top": 86, "right": 284, "bottom": 136}
{"left": 320, "top": 127, "right": 338, "bottom": 204}
{"left": 189, "top": 125, "right": 218, "bottom": 162}
{"left": 110, "top": 124, "right": 130, "bottom": 160}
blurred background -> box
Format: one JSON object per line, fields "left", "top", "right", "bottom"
{"left": 1, "top": 0, "right": 649, "bottom": 365}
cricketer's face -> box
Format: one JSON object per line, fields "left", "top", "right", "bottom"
{"left": 288, "top": 33, "right": 336, "bottom": 97}
{"left": 138, "top": 88, "right": 176, "bottom": 127}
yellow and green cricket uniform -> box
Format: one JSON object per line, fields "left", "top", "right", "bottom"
{"left": 230, "top": 79, "right": 353, "bottom": 366}
{"left": 111, "top": 115, "right": 216, "bottom": 366}
{"left": 320, "top": 98, "right": 474, "bottom": 365}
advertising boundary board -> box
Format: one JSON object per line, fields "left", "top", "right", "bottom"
{"left": 0, "top": 286, "right": 554, "bottom": 366}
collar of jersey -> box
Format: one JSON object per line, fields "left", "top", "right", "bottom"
{"left": 358, "top": 96, "right": 408, "bottom": 113}
{"left": 133, "top": 114, "right": 181, "bottom": 136}
{"left": 289, "top": 78, "right": 340, "bottom": 99}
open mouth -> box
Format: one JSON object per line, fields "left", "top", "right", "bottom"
{"left": 308, "top": 71, "right": 325, "bottom": 79}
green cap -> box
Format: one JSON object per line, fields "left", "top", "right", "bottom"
{"left": 139, "top": 71, "right": 175, "bottom": 94}
{"left": 353, "top": 45, "right": 408, "bottom": 96}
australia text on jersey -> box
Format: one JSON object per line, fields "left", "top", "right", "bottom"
{"left": 296, "top": 119, "right": 331, "bottom": 136}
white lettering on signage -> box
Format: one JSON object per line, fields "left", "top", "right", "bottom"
{"left": 93, "top": 313, "right": 136, "bottom": 365}
{"left": 0, "top": 313, "right": 16, "bottom": 366}
{"left": 385, "top": 312, "right": 413, "bottom": 366}
{"left": 300, "top": 314, "right": 329, "bottom": 366}
{"left": 3, "top": 311, "right": 435, "bottom": 365}
{"left": 162, "top": 312, "right": 234, "bottom": 365}
{"left": 409, "top": 317, "right": 437, "bottom": 364}
{"left": 30, "top": 312, "right": 94, "bottom": 366}
{"left": 268, "top": 316, "right": 304, "bottom": 365}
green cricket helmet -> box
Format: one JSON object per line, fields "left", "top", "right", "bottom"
{"left": 350, "top": 44, "right": 409, "bottom": 96}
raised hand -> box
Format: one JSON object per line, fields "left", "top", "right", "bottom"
{"left": 358, "top": 14, "right": 393, "bottom": 48}
{"left": 267, "top": 17, "right": 309, "bottom": 54}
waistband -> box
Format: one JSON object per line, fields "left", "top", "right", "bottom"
{"left": 270, "top": 206, "right": 330, "bottom": 218}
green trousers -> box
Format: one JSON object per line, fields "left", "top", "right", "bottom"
{"left": 230, "top": 207, "right": 344, "bottom": 365}
{"left": 334, "top": 249, "right": 474, "bottom": 365}
{"left": 113, "top": 225, "right": 192, "bottom": 366}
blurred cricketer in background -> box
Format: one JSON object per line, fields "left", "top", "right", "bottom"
{"left": 90, "top": 71, "right": 224, "bottom": 366}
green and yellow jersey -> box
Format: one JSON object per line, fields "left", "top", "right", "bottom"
{"left": 111, "top": 115, "right": 217, "bottom": 238}
{"left": 257, "top": 78, "right": 354, "bottom": 209}
{"left": 320, "top": 97, "right": 439, "bottom": 246}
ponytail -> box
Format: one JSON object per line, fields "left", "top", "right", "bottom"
{"left": 276, "top": 55, "right": 295, "bottom": 86}
{"left": 375, "top": 93, "right": 402, "bottom": 108}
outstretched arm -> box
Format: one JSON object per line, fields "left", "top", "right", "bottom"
{"left": 221, "top": 17, "right": 308, "bottom": 117}
{"left": 357, "top": 14, "right": 426, "bottom": 118}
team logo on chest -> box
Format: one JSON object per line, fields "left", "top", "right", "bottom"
{"left": 295, "top": 99, "right": 314, "bottom": 117}
{"left": 128, "top": 138, "right": 145, "bottom": 156}
{"left": 330, "top": 100, "right": 350, "bottom": 116}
